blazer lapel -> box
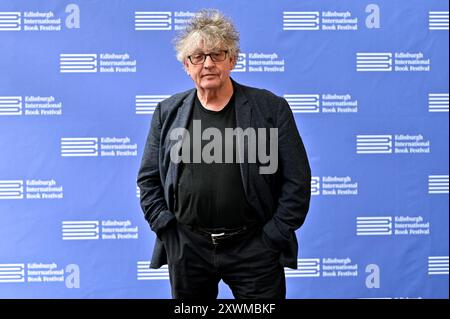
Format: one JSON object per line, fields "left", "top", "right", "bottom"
{"left": 170, "top": 89, "right": 196, "bottom": 203}
{"left": 233, "top": 82, "right": 252, "bottom": 199}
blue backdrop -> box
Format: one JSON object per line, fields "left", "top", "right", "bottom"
{"left": 0, "top": 0, "right": 448, "bottom": 299}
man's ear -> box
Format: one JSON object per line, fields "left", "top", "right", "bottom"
{"left": 229, "top": 55, "right": 236, "bottom": 70}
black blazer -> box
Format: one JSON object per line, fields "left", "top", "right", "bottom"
{"left": 137, "top": 79, "right": 311, "bottom": 269}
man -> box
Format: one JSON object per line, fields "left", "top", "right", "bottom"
{"left": 137, "top": 9, "right": 311, "bottom": 299}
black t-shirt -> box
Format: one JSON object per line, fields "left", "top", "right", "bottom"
{"left": 174, "top": 93, "right": 258, "bottom": 228}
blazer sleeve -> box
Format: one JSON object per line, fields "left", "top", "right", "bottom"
{"left": 137, "top": 103, "right": 176, "bottom": 238}
{"left": 263, "top": 97, "right": 311, "bottom": 248}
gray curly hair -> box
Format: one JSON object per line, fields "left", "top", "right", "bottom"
{"left": 174, "top": 9, "right": 240, "bottom": 63}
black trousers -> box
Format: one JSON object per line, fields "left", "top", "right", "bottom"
{"left": 162, "top": 223, "right": 286, "bottom": 299}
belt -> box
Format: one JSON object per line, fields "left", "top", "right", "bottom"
{"left": 183, "top": 224, "right": 257, "bottom": 245}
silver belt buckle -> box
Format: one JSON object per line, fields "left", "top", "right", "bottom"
{"left": 211, "top": 232, "right": 225, "bottom": 245}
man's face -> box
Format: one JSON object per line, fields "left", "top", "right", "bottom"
{"left": 184, "top": 45, "right": 235, "bottom": 91}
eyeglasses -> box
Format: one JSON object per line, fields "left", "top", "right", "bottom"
{"left": 188, "top": 50, "right": 228, "bottom": 65}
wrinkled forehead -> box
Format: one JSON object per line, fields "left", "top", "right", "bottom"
{"left": 185, "top": 31, "right": 226, "bottom": 54}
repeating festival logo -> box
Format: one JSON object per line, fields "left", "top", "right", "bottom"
{"left": 232, "top": 52, "right": 285, "bottom": 73}
{"left": 0, "top": 96, "right": 62, "bottom": 116}
{"left": 428, "top": 256, "right": 449, "bottom": 275}
{"left": 356, "top": 217, "right": 392, "bottom": 235}
{"left": 60, "top": 137, "right": 137, "bottom": 157}
{"left": 428, "top": 11, "right": 449, "bottom": 30}
{"left": 428, "top": 175, "right": 449, "bottom": 194}
{"left": 284, "top": 259, "right": 321, "bottom": 278}
{"left": 356, "top": 216, "right": 430, "bottom": 236}
{"left": 0, "top": 4, "right": 80, "bottom": 32}
{"left": 62, "top": 220, "right": 138, "bottom": 240}
{"left": 284, "top": 94, "right": 358, "bottom": 113}
{"left": 59, "top": 53, "right": 137, "bottom": 73}
{"left": 134, "top": 11, "right": 196, "bottom": 31}
{"left": 135, "top": 95, "right": 171, "bottom": 115}
{"left": 232, "top": 53, "right": 246, "bottom": 72}
{"left": 0, "top": 263, "right": 80, "bottom": 288}
{"left": 428, "top": 93, "right": 449, "bottom": 113}
{"left": 356, "top": 52, "right": 430, "bottom": 72}
{"left": 286, "top": 258, "right": 359, "bottom": 278}
{"left": 356, "top": 134, "right": 431, "bottom": 154}
{"left": 311, "top": 176, "right": 358, "bottom": 196}
{"left": 282, "top": 4, "right": 380, "bottom": 31}
{"left": 0, "top": 179, "right": 63, "bottom": 200}
{"left": 137, "top": 262, "right": 169, "bottom": 280}
{"left": 283, "top": 11, "right": 359, "bottom": 31}
{"left": 356, "top": 135, "right": 392, "bottom": 153}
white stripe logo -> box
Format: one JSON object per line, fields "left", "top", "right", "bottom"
{"left": 283, "top": 12, "right": 320, "bottom": 30}
{"left": 428, "top": 93, "right": 449, "bottom": 112}
{"left": 284, "top": 94, "right": 320, "bottom": 113}
{"left": 311, "top": 177, "right": 320, "bottom": 195}
{"left": 428, "top": 256, "right": 449, "bottom": 275}
{"left": 0, "top": 180, "right": 24, "bottom": 199}
{"left": 60, "top": 54, "right": 97, "bottom": 73}
{"left": 428, "top": 175, "right": 449, "bottom": 194}
{"left": 356, "top": 135, "right": 392, "bottom": 154}
{"left": 0, "top": 264, "right": 25, "bottom": 283}
{"left": 356, "top": 53, "right": 392, "bottom": 72}
{"left": 0, "top": 96, "right": 22, "bottom": 115}
{"left": 285, "top": 259, "right": 321, "bottom": 277}
{"left": 135, "top": 95, "right": 170, "bottom": 115}
{"left": 137, "top": 262, "right": 169, "bottom": 280}
{"left": 429, "top": 11, "right": 449, "bottom": 30}
{"left": 356, "top": 217, "right": 392, "bottom": 236}
{"left": 62, "top": 221, "right": 99, "bottom": 240}
{"left": 61, "top": 138, "right": 98, "bottom": 157}
{"left": 134, "top": 12, "right": 172, "bottom": 30}
{"left": 0, "top": 12, "right": 21, "bottom": 31}
{"left": 232, "top": 53, "right": 246, "bottom": 72}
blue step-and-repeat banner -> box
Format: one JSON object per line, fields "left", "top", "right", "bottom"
{"left": 0, "top": 0, "right": 448, "bottom": 299}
